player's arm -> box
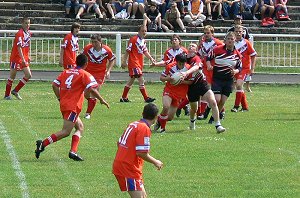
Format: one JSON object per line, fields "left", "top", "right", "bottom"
{"left": 182, "top": 63, "right": 201, "bottom": 78}
{"left": 121, "top": 51, "right": 129, "bottom": 68}
{"left": 106, "top": 58, "right": 116, "bottom": 79}
{"left": 89, "top": 87, "right": 110, "bottom": 108}
{"left": 160, "top": 74, "right": 172, "bottom": 82}
{"left": 59, "top": 47, "right": 64, "bottom": 67}
{"left": 144, "top": 50, "right": 156, "bottom": 65}
{"left": 250, "top": 55, "right": 257, "bottom": 74}
{"left": 137, "top": 152, "right": 163, "bottom": 170}
{"left": 52, "top": 83, "right": 60, "bottom": 101}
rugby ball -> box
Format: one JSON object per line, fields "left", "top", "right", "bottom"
{"left": 170, "top": 72, "right": 182, "bottom": 85}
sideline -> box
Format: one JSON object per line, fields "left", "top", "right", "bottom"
{"left": 0, "top": 120, "right": 30, "bottom": 198}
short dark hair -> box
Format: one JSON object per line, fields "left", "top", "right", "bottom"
{"left": 149, "top": 2, "right": 157, "bottom": 7}
{"left": 171, "top": 34, "right": 182, "bottom": 44}
{"left": 175, "top": 53, "right": 187, "bottom": 63}
{"left": 22, "top": 17, "right": 30, "bottom": 22}
{"left": 76, "top": 54, "right": 88, "bottom": 67}
{"left": 90, "top": 34, "right": 102, "bottom": 41}
{"left": 142, "top": 103, "right": 159, "bottom": 120}
{"left": 71, "top": 22, "right": 81, "bottom": 32}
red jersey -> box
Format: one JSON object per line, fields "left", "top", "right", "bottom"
{"left": 126, "top": 35, "right": 148, "bottom": 70}
{"left": 163, "top": 46, "right": 188, "bottom": 65}
{"left": 10, "top": 28, "right": 31, "bottom": 64}
{"left": 61, "top": 33, "right": 79, "bottom": 69}
{"left": 113, "top": 119, "right": 151, "bottom": 179}
{"left": 162, "top": 62, "right": 191, "bottom": 99}
{"left": 83, "top": 44, "right": 116, "bottom": 76}
{"left": 53, "top": 68, "right": 98, "bottom": 112}
{"left": 234, "top": 38, "right": 257, "bottom": 71}
{"left": 187, "top": 55, "right": 206, "bottom": 83}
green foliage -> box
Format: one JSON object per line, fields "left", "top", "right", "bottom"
{"left": 0, "top": 82, "right": 299, "bottom": 197}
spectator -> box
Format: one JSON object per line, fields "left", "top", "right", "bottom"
{"left": 222, "top": 0, "right": 241, "bottom": 19}
{"left": 205, "top": 0, "right": 224, "bottom": 21}
{"left": 260, "top": 0, "right": 275, "bottom": 19}
{"left": 241, "top": 0, "right": 259, "bottom": 20}
{"left": 143, "top": 3, "right": 163, "bottom": 32}
{"left": 166, "top": 0, "right": 185, "bottom": 15}
{"left": 76, "top": 0, "right": 104, "bottom": 19}
{"left": 97, "top": 0, "right": 110, "bottom": 18}
{"left": 275, "top": 0, "right": 291, "bottom": 20}
{"left": 107, "top": 0, "right": 133, "bottom": 19}
{"left": 65, "top": 0, "right": 80, "bottom": 18}
{"left": 150, "top": 0, "right": 168, "bottom": 18}
{"left": 184, "top": 0, "right": 206, "bottom": 27}
{"left": 162, "top": 2, "right": 186, "bottom": 32}
{"left": 227, "top": 15, "right": 250, "bottom": 40}
{"left": 131, "top": 0, "right": 147, "bottom": 19}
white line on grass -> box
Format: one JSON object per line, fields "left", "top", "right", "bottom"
{"left": 0, "top": 120, "right": 30, "bottom": 198}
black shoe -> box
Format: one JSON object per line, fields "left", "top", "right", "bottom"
{"left": 231, "top": 106, "right": 239, "bottom": 113}
{"left": 145, "top": 97, "right": 156, "bottom": 103}
{"left": 208, "top": 116, "right": 214, "bottom": 124}
{"left": 120, "top": 98, "right": 130, "bottom": 102}
{"left": 153, "top": 120, "right": 161, "bottom": 131}
{"left": 197, "top": 114, "right": 205, "bottom": 120}
{"left": 35, "top": 140, "right": 45, "bottom": 159}
{"left": 203, "top": 107, "right": 211, "bottom": 119}
{"left": 69, "top": 151, "right": 84, "bottom": 161}
{"left": 176, "top": 108, "right": 182, "bottom": 117}
{"left": 219, "top": 112, "right": 225, "bottom": 120}
{"left": 183, "top": 105, "right": 190, "bottom": 116}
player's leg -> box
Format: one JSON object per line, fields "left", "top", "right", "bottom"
{"left": 85, "top": 82, "right": 102, "bottom": 119}
{"left": 232, "top": 78, "right": 244, "bottom": 112}
{"left": 137, "top": 75, "right": 155, "bottom": 103}
{"left": 128, "top": 186, "right": 147, "bottom": 198}
{"left": 120, "top": 76, "right": 135, "bottom": 102}
{"left": 154, "top": 95, "right": 172, "bottom": 132}
{"left": 4, "top": 66, "right": 17, "bottom": 99}
{"left": 69, "top": 117, "right": 84, "bottom": 161}
{"left": 12, "top": 66, "right": 32, "bottom": 100}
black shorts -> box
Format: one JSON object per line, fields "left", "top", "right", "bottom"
{"left": 188, "top": 81, "right": 210, "bottom": 102}
{"left": 211, "top": 78, "right": 233, "bottom": 97}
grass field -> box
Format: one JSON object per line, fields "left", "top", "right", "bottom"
{"left": 0, "top": 82, "right": 299, "bottom": 198}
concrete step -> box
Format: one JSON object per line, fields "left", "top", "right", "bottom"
{"left": 0, "top": 2, "right": 64, "bottom": 11}
{"left": 0, "top": 9, "right": 65, "bottom": 18}
{"left": 5, "top": 0, "right": 64, "bottom": 3}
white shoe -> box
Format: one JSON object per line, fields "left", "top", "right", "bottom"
{"left": 253, "top": 16, "right": 258, "bottom": 20}
{"left": 76, "top": 15, "right": 80, "bottom": 20}
{"left": 216, "top": 125, "right": 226, "bottom": 133}
{"left": 130, "top": 15, "right": 135, "bottom": 19}
{"left": 189, "top": 121, "right": 196, "bottom": 130}
{"left": 84, "top": 113, "right": 91, "bottom": 119}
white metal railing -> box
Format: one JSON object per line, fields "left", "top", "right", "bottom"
{"left": 1, "top": 30, "right": 300, "bottom": 68}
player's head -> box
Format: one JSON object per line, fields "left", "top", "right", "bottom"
{"left": 234, "top": 15, "right": 242, "bottom": 25}
{"left": 138, "top": 25, "right": 147, "bottom": 38}
{"left": 203, "top": 25, "right": 214, "bottom": 41}
{"left": 142, "top": 103, "right": 159, "bottom": 121}
{"left": 90, "top": 34, "right": 102, "bottom": 48}
{"left": 188, "top": 42, "right": 198, "bottom": 54}
{"left": 71, "top": 22, "right": 81, "bottom": 35}
{"left": 224, "top": 32, "right": 236, "bottom": 49}
{"left": 171, "top": 34, "right": 182, "bottom": 47}
{"left": 21, "top": 17, "right": 30, "bottom": 31}
{"left": 234, "top": 25, "right": 243, "bottom": 41}
{"left": 76, "top": 54, "right": 88, "bottom": 69}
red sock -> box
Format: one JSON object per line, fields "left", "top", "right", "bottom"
{"left": 139, "top": 85, "right": 148, "bottom": 100}
{"left": 70, "top": 134, "right": 80, "bottom": 153}
{"left": 199, "top": 101, "right": 208, "bottom": 114}
{"left": 43, "top": 134, "right": 58, "bottom": 147}
{"left": 178, "top": 97, "right": 189, "bottom": 110}
{"left": 234, "top": 90, "right": 243, "bottom": 107}
{"left": 5, "top": 78, "right": 13, "bottom": 96}
{"left": 14, "top": 77, "right": 29, "bottom": 92}
{"left": 86, "top": 98, "right": 97, "bottom": 114}
{"left": 122, "top": 86, "right": 130, "bottom": 99}
{"left": 241, "top": 92, "right": 249, "bottom": 110}
{"left": 158, "top": 114, "right": 168, "bottom": 130}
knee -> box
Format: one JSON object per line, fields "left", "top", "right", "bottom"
{"left": 25, "top": 73, "right": 32, "bottom": 79}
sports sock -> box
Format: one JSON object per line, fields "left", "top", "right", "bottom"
{"left": 158, "top": 114, "right": 168, "bottom": 130}
{"left": 241, "top": 92, "right": 249, "bottom": 110}
{"left": 5, "top": 78, "right": 13, "bottom": 97}
{"left": 43, "top": 134, "right": 58, "bottom": 147}
{"left": 139, "top": 85, "right": 148, "bottom": 100}
{"left": 199, "top": 100, "right": 208, "bottom": 115}
{"left": 178, "top": 98, "right": 189, "bottom": 110}
{"left": 14, "top": 77, "right": 29, "bottom": 92}
{"left": 70, "top": 132, "right": 81, "bottom": 153}
{"left": 121, "top": 86, "right": 130, "bottom": 99}
{"left": 86, "top": 98, "right": 97, "bottom": 114}
{"left": 234, "top": 90, "right": 243, "bottom": 107}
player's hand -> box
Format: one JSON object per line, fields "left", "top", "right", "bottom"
{"left": 121, "top": 62, "right": 127, "bottom": 69}
{"left": 22, "top": 60, "right": 29, "bottom": 67}
{"left": 100, "top": 99, "right": 110, "bottom": 109}
{"left": 59, "top": 60, "right": 64, "bottom": 67}
{"left": 105, "top": 71, "right": 111, "bottom": 79}
{"left": 154, "top": 160, "right": 163, "bottom": 170}
{"left": 207, "top": 64, "right": 213, "bottom": 71}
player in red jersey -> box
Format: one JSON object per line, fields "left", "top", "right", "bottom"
{"left": 154, "top": 53, "right": 193, "bottom": 133}
{"left": 206, "top": 31, "right": 242, "bottom": 124}
{"left": 4, "top": 17, "right": 32, "bottom": 100}
{"left": 231, "top": 25, "right": 257, "bottom": 113}
{"left": 59, "top": 22, "right": 81, "bottom": 69}
{"left": 120, "top": 25, "right": 156, "bottom": 103}
{"left": 83, "top": 34, "right": 115, "bottom": 119}
{"left": 113, "top": 103, "right": 163, "bottom": 198}
{"left": 35, "top": 54, "right": 109, "bottom": 161}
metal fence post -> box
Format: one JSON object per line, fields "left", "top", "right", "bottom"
{"left": 116, "top": 33, "right": 122, "bottom": 67}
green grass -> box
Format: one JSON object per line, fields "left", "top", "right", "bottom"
{"left": 0, "top": 82, "right": 299, "bottom": 197}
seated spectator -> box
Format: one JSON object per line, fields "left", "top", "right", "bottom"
{"left": 162, "top": 2, "right": 186, "bottom": 32}
{"left": 241, "top": 0, "right": 259, "bottom": 20}
{"left": 260, "top": 0, "right": 275, "bottom": 19}
{"left": 205, "top": 0, "right": 224, "bottom": 21}
{"left": 97, "top": 0, "right": 110, "bottom": 18}
{"left": 184, "top": 0, "right": 206, "bottom": 27}
{"left": 107, "top": 0, "right": 133, "bottom": 19}
{"left": 151, "top": 0, "right": 168, "bottom": 18}
{"left": 275, "top": 0, "right": 291, "bottom": 20}
{"left": 166, "top": 0, "right": 185, "bottom": 15}
{"left": 65, "top": 0, "right": 80, "bottom": 18}
{"left": 76, "top": 0, "right": 104, "bottom": 19}
{"left": 227, "top": 15, "right": 250, "bottom": 39}
{"left": 143, "top": 3, "right": 163, "bottom": 31}
{"left": 222, "top": 0, "right": 241, "bottom": 19}
{"left": 131, "top": 0, "right": 147, "bottom": 19}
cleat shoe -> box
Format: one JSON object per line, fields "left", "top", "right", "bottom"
{"left": 11, "top": 90, "right": 22, "bottom": 100}
{"left": 197, "top": 114, "right": 204, "bottom": 120}
{"left": 184, "top": 105, "right": 190, "bottom": 116}
{"left": 120, "top": 98, "right": 130, "bottom": 102}
{"left": 35, "top": 140, "right": 45, "bottom": 159}
{"left": 69, "top": 151, "right": 84, "bottom": 161}
{"left": 231, "top": 107, "right": 239, "bottom": 113}
{"left": 153, "top": 121, "right": 161, "bottom": 131}
{"left": 208, "top": 116, "right": 214, "bottom": 124}
{"left": 189, "top": 120, "right": 196, "bottom": 130}
{"left": 145, "top": 97, "right": 156, "bottom": 103}
{"left": 84, "top": 113, "right": 91, "bottom": 119}
{"left": 176, "top": 108, "right": 182, "bottom": 117}
{"left": 4, "top": 95, "right": 12, "bottom": 100}
{"left": 203, "top": 107, "right": 211, "bottom": 119}
{"left": 216, "top": 125, "right": 226, "bottom": 133}
{"left": 240, "top": 108, "right": 249, "bottom": 112}
{"left": 159, "top": 128, "right": 166, "bottom": 133}
{"left": 219, "top": 112, "right": 225, "bottom": 120}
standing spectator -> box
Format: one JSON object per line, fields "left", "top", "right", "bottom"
{"left": 241, "top": 0, "right": 259, "bottom": 20}
{"left": 162, "top": 2, "right": 186, "bottom": 32}
{"left": 131, "top": 0, "right": 147, "bottom": 19}
{"left": 35, "top": 54, "right": 110, "bottom": 161}
{"left": 120, "top": 25, "right": 156, "bottom": 103}
{"left": 184, "top": 0, "right": 206, "bottom": 27}
{"left": 260, "top": 0, "right": 275, "bottom": 20}
{"left": 83, "top": 34, "right": 116, "bottom": 119}
{"left": 223, "top": 0, "right": 241, "bottom": 19}
{"left": 143, "top": 3, "right": 163, "bottom": 32}
{"left": 231, "top": 25, "right": 257, "bottom": 112}
{"left": 275, "top": 0, "right": 291, "bottom": 20}
{"left": 205, "top": 0, "right": 224, "bottom": 21}
{"left": 154, "top": 53, "right": 192, "bottom": 133}
{"left": 107, "top": 0, "right": 133, "bottom": 19}
{"left": 206, "top": 32, "right": 242, "bottom": 124}
{"left": 76, "top": 0, "right": 104, "bottom": 19}
{"left": 113, "top": 103, "right": 163, "bottom": 198}
{"left": 227, "top": 15, "right": 250, "bottom": 40}
{"left": 65, "top": 0, "right": 80, "bottom": 18}
{"left": 59, "top": 22, "right": 81, "bottom": 70}
{"left": 4, "top": 17, "right": 32, "bottom": 100}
